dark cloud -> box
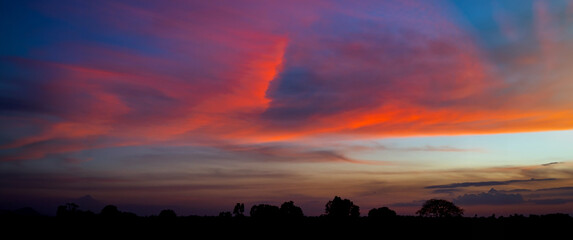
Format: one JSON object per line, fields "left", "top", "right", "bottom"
{"left": 215, "top": 142, "right": 383, "bottom": 165}
{"left": 541, "top": 162, "right": 563, "bottom": 166}
{"left": 0, "top": 96, "right": 44, "bottom": 113}
{"left": 504, "top": 189, "right": 533, "bottom": 193}
{"left": 425, "top": 178, "right": 557, "bottom": 189}
{"left": 496, "top": 186, "right": 573, "bottom": 203}
{"left": 0, "top": 168, "right": 299, "bottom": 193}
{"left": 454, "top": 188, "right": 524, "bottom": 205}
{"left": 450, "top": 186, "right": 573, "bottom": 206}
{"left": 262, "top": 15, "right": 479, "bottom": 127}
{"left": 0, "top": 58, "right": 57, "bottom": 115}
{"left": 533, "top": 187, "right": 573, "bottom": 198}
{"left": 529, "top": 199, "right": 573, "bottom": 205}
{"left": 262, "top": 64, "right": 383, "bottom": 124}
{"left": 536, "top": 186, "right": 573, "bottom": 193}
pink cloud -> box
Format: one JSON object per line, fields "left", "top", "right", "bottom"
{"left": 2, "top": 0, "right": 573, "bottom": 163}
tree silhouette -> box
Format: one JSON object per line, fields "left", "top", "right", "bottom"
{"left": 233, "top": 203, "right": 245, "bottom": 217}
{"left": 250, "top": 204, "right": 280, "bottom": 218}
{"left": 280, "top": 201, "right": 304, "bottom": 218}
{"left": 325, "top": 196, "right": 360, "bottom": 217}
{"left": 56, "top": 203, "right": 95, "bottom": 218}
{"left": 159, "top": 209, "right": 177, "bottom": 218}
{"left": 416, "top": 199, "right": 463, "bottom": 218}
{"left": 100, "top": 205, "right": 121, "bottom": 217}
{"left": 56, "top": 203, "right": 79, "bottom": 217}
{"left": 368, "top": 207, "right": 396, "bottom": 218}
{"left": 99, "top": 205, "right": 137, "bottom": 219}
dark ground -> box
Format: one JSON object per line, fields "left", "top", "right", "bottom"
{"left": 1, "top": 213, "right": 571, "bottom": 239}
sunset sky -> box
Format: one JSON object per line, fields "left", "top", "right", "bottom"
{"left": 1, "top": 0, "right": 573, "bottom": 216}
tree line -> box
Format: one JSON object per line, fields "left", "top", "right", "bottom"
{"left": 5, "top": 196, "right": 571, "bottom": 239}
{"left": 54, "top": 196, "right": 465, "bottom": 219}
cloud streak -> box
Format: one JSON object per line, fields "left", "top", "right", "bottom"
{"left": 1, "top": 1, "right": 573, "bottom": 162}
{"left": 426, "top": 178, "right": 557, "bottom": 189}
{"left": 1, "top": 0, "right": 573, "bottom": 217}
{"left": 542, "top": 162, "right": 563, "bottom": 167}
{"left": 453, "top": 187, "right": 573, "bottom": 206}
{"left": 398, "top": 145, "right": 484, "bottom": 153}
{"left": 454, "top": 188, "right": 525, "bottom": 205}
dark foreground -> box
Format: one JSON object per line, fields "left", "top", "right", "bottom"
{"left": 2, "top": 214, "right": 572, "bottom": 239}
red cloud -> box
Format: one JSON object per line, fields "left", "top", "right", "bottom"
{"left": 1, "top": 0, "right": 572, "bottom": 162}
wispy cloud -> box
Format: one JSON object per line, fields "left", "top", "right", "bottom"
{"left": 541, "top": 162, "right": 563, "bottom": 167}
{"left": 213, "top": 142, "right": 388, "bottom": 165}
{"left": 529, "top": 199, "right": 573, "bottom": 205}
{"left": 2, "top": 0, "right": 573, "bottom": 162}
{"left": 453, "top": 187, "right": 573, "bottom": 206}
{"left": 536, "top": 186, "right": 573, "bottom": 192}
{"left": 425, "top": 178, "right": 557, "bottom": 189}
{"left": 454, "top": 188, "right": 525, "bottom": 205}
{"left": 2, "top": 0, "right": 573, "bottom": 216}
{"left": 343, "top": 143, "right": 484, "bottom": 153}
{"left": 399, "top": 145, "right": 484, "bottom": 152}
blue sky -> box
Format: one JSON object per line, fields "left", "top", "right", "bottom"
{"left": 1, "top": 0, "right": 572, "bottom": 216}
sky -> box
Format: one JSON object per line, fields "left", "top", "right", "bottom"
{"left": 1, "top": 0, "right": 573, "bottom": 217}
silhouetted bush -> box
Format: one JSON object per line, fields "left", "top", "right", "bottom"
{"left": 324, "top": 196, "right": 360, "bottom": 217}
{"left": 280, "top": 201, "right": 304, "bottom": 218}
{"left": 57, "top": 203, "right": 78, "bottom": 217}
{"left": 56, "top": 203, "right": 95, "bottom": 218}
{"left": 250, "top": 204, "right": 280, "bottom": 218}
{"left": 100, "top": 205, "right": 121, "bottom": 217}
{"left": 416, "top": 199, "right": 463, "bottom": 218}
{"left": 98, "top": 205, "right": 137, "bottom": 219}
{"left": 233, "top": 203, "right": 245, "bottom": 217}
{"left": 368, "top": 207, "right": 396, "bottom": 218}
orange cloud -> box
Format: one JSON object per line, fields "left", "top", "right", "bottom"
{"left": 1, "top": 0, "right": 573, "bottom": 163}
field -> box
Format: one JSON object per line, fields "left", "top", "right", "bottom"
{"left": 2, "top": 214, "right": 571, "bottom": 239}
